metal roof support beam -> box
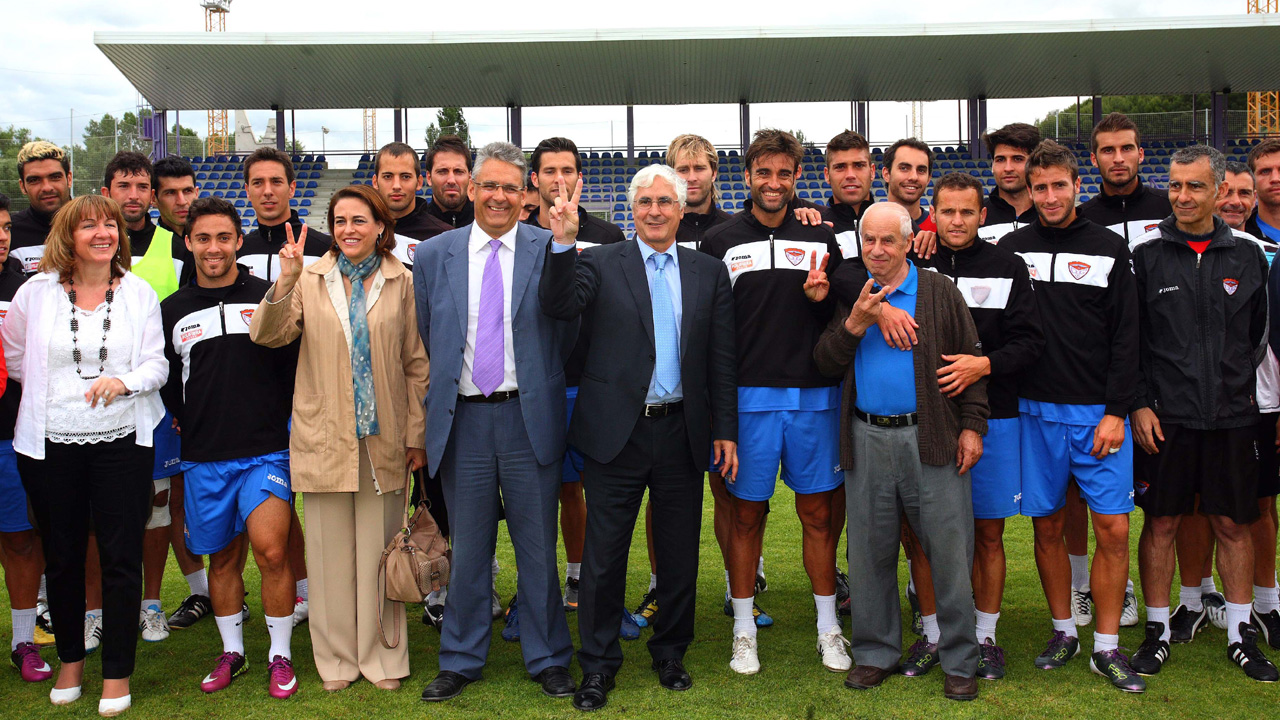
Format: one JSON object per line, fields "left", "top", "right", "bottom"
{"left": 852, "top": 100, "right": 868, "bottom": 137}
{"left": 275, "top": 107, "right": 286, "bottom": 151}
{"left": 626, "top": 105, "right": 635, "bottom": 162}
{"left": 509, "top": 105, "right": 522, "bottom": 148}
{"left": 1091, "top": 96, "right": 1103, "bottom": 132}
{"left": 148, "top": 110, "right": 168, "bottom": 161}
{"left": 175, "top": 111, "right": 182, "bottom": 157}
{"left": 1211, "top": 90, "right": 1229, "bottom": 152}
{"left": 966, "top": 97, "right": 988, "bottom": 158}
{"left": 740, "top": 101, "right": 750, "bottom": 156}
{"left": 394, "top": 108, "right": 403, "bottom": 143}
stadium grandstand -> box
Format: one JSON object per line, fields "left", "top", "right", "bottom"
{"left": 95, "top": 14, "right": 1280, "bottom": 233}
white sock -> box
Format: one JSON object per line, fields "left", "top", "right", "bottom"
{"left": 565, "top": 563, "right": 581, "bottom": 582}
{"left": 185, "top": 569, "right": 209, "bottom": 597}
{"left": 1069, "top": 554, "right": 1090, "bottom": 591}
{"left": 214, "top": 613, "right": 245, "bottom": 655}
{"left": 814, "top": 594, "right": 838, "bottom": 635}
{"left": 1126, "top": 578, "right": 1135, "bottom": 594}
{"left": 38, "top": 575, "right": 47, "bottom": 602}
{"left": 295, "top": 578, "right": 308, "bottom": 600}
{"left": 648, "top": 573, "right": 657, "bottom": 592}
{"left": 1178, "top": 585, "right": 1203, "bottom": 612}
{"left": 731, "top": 597, "right": 757, "bottom": 637}
{"left": 264, "top": 614, "right": 293, "bottom": 661}
{"left": 1255, "top": 584, "right": 1280, "bottom": 614}
{"left": 1202, "top": 575, "right": 1219, "bottom": 594}
{"left": 920, "top": 613, "right": 940, "bottom": 644}
{"left": 1227, "top": 601, "right": 1252, "bottom": 643}
{"left": 141, "top": 598, "right": 162, "bottom": 613}
{"left": 1146, "top": 606, "right": 1171, "bottom": 642}
{"left": 11, "top": 608, "right": 36, "bottom": 649}
{"left": 975, "top": 609, "right": 999, "bottom": 644}
{"left": 1093, "top": 631, "right": 1119, "bottom": 653}
{"left": 1052, "top": 616, "right": 1078, "bottom": 639}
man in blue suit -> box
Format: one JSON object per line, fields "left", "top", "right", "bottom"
{"left": 413, "top": 141, "right": 578, "bottom": 702}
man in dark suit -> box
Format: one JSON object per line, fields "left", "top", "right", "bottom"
{"left": 541, "top": 166, "right": 739, "bottom": 711}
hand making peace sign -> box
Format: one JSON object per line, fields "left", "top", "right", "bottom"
{"left": 269, "top": 222, "right": 307, "bottom": 303}
{"left": 547, "top": 177, "right": 583, "bottom": 245}
{"left": 802, "top": 251, "right": 830, "bottom": 302}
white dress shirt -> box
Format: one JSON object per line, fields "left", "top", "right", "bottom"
{"left": 459, "top": 222, "right": 518, "bottom": 395}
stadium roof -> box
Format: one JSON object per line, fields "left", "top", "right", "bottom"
{"left": 96, "top": 15, "right": 1280, "bottom": 111}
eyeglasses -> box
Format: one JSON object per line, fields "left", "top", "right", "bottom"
{"left": 475, "top": 181, "right": 524, "bottom": 196}
{"left": 634, "top": 197, "right": 677, "bottom": 210}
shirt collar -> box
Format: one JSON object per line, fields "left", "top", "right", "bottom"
{"left": 873, "top": 259, "right": 918, "bottom": 298}
{"left": 469, "top": 221, "right": 518, "bottom": 254}
{"left": 636, "top": 237, "right": 680, "bottom": 271}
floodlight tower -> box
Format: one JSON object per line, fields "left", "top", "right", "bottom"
{"left": 1248, "top": 1, "right": 1279, "bottom": 136}
{"left": 203, "top": 0, "right": 232, "bottom": 156}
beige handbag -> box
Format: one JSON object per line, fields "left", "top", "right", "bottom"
{"left": 378, "top": 474, "right": 450, "bottom": 649}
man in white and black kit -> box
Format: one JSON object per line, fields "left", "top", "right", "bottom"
{"left": 239, "top": 148, "right": 332, "bottom": 282}
{"left": 160, "top": 197, "right": 301, "bottom": 698}
{"left": 978, "top": 123, "right": 1041, "bottom": 244}
{"left": 370, "top": 142, "right": 453, "bottom": 268}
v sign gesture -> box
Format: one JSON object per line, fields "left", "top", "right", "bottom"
{"left": 802, "top": 251, "right": 830, "bottom": 302}
{"left": 270, "top": 222, "right": 307, "bottom": 302}
{"left": 547, "top": 177, "right": 583, "bottom": 245}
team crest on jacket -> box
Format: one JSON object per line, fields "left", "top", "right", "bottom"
{"left": 971, "top": 286, "right": 991, "bottom": 304}
{"left": 1145, "top": 223, "right": 1160, "bottom": 233}
{"left": 1224, "top": 278, "right": 1239, "bottom": 295}
{"left": 407, "top": 243, "right": 417, "bottom": 262}
{"left": 785, "top": 248, "right": 805, "bottom": 266}
{"left": 1067, "top": 261, "right": 1090, "bottom": 280}
{"left": 241, "top": 309, "right": 254, "bottom": 325}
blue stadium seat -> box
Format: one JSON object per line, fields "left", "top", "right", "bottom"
{"left": 298, "top": 209, "right": 309, "bottom": 217}
{"left": 197, "top": 172, "right": 209, "bottom": 180}
{"left": 317, "top": 155, "right": 326, "bottom": 163}
{"left": 198, "top": 191, "right": 211, "bottom": 199}
{"left": 216, "top": 181, "right": 228, "bottom": 190}
{"left": 290, "top": 199, "right": 299, "bottom": 207}
{"left": 306, "top": 181, "right": 318, "bottom": 189}
{"left": 354, "top": 171, "right": 365, "bottom": 179}
{"left": 213, "top": 190, "right": 225, "bottom": 198}
{"left": 234, "top": 199, "right": 245, "bottom": 208}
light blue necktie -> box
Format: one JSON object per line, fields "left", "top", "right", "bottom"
{"left": 650, "top": 252, "right": 680, "bottom": 396}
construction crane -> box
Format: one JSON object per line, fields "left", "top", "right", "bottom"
{"left": 202, "top": 1, "right": 232, "bottom": 156}
{"left": 363, "top": 109, "right": 377, "bottom": 153}
{"left": 1248, "top": 1, "right": 1279, "bottom": 136}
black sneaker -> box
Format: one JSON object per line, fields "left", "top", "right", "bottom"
{"left": 422, "top": 602, "right": 443, "bottom": 628}
{"left": 632, "top": 588, "right": 658, "bottom": 628}
{"left": 907, "top": 587, "right": 923, "bottom": 636}
{"left": 1229, "top": 622, "right": 1280, "bottom": 682}
{"left": 754, "top": 573, "right": 768, "bottom": 594}
{"left": 563, "top": 577, "right": 580, "bottom": 612}
{"left": 1252, "top": 607, "right": 1280, "bottom": 650}
{"left": 976, "top": 638, "right": 1006, "bottom": 680}
{"left": 1033, "top": 630, "right": 1080, "bottom": 669}
{"left": 1129, "top": 621, "right": 1170, "bottom": 676}
{"left": 1169, "top": 604, "right": 1206, "bottom": 644}
{"left": 899, "top": 639, "right": 939, "bottom": 677}
{"left": 835, "top": 571, "right": 851, "bottom": 617}
{"left": 168, "top": 594, "right": 212, "bottom": 630}
{"left": 1090, "top": 649, "right": 1146, "bottom": 693}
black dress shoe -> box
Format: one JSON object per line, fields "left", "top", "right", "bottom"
{"left": 532, "top": 666, "right": 576, "bottom": 698}
{"left": 652, "top": 658, "right": 692, "bottom": 691}
{"left": 421, "top": 671, "right": 474, "bottom": 702}
{"left": 572, "top": 672, "right": 615, "bottom": 711}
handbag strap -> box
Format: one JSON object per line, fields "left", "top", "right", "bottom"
{"left": 377, "top": 549, "right": 401, "bottom": 650}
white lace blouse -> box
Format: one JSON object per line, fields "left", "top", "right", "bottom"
{"left": 44, "top": 293, "right": 137, "bottom": 444}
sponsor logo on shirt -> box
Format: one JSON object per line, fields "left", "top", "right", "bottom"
{"left": 179, "top": 323, "right": 204, "bottom": 343}
{"left": 784, "top": 248, "right": 805, "bottom": 266}
{"left": 1224, "top": 278, "right": 1239, "bottom": 295}
{"left": 241, "top": 308, "right": 254, "bottom": 325}
{"left": 1067, "top": 261, "right": 1090, "bottom": 280}
{"left": 266, "top": 472, "right": 289, "bottom": 489}
{"left": 1158, "top": 285, "right": 1179, "bottom": 294}
{"left": 729, "top": 253, "right": 755, "bottom": 273}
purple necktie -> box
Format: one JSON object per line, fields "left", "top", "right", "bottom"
{"left": 472, "top": 238, "right": 505, "bottom": 396}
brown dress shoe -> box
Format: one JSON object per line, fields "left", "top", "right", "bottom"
{"left": 845, "top": 665, "right": 895, "bottom": 689}
{"left": 374, "top": 679, "right": 401, "bottom": 691}
{"left": 943, "top": 673, "right": 978, "bottom": 701}
{"left": 322, "top": 680, "right": 351, "bottom": 692}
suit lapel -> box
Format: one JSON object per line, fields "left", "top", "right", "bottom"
{"left": 510, "top": 224, "right": 538, "bottom": 319}
{"left": 678, "top": 248, "right": 698, "bottom": 360}
{"left": 445, "top": 229, "right": 470, "bottom": 340}
{"left": 621, "top": 242, "right": 656, "bottom": 348}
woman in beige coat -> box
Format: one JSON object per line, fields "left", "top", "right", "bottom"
{"left": 250, "top": 185, "right": 429, "bottom": 692}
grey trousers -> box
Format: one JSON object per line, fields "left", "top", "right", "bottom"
{"left": 846, "top": 419, "right": 979, "bottom": 677}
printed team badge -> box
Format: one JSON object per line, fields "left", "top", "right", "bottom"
{"left": 784, "top": 248, "right": 805, "bottom": 266}
{"left": 970, "top": 286, "right": 991, "bottom": 305}
{"left": 1145, "top": 223, "right": 1160, "bottom": 233}
{"left": 1067, "top": 261, "right": 1090, "bottom": 280}
{"left": 241, "top": 308, "right": 255, "bottom": 325}
{"left": 407, "top": 243, "right": 417, "bottom": 262}
{"left": 1224, "top": 278, "right": 1239, "bottom": 295}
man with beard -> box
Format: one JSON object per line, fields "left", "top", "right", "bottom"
{"left": 1248, "top": 139, "right": 1280, "bottom": 244}
{"left": 10, "top": 141, "right": 72, "bottom": 273}
{"left": 882, "top": 138, "right": 937, "bottom": 237}
{"left": 370, "top": 142, "right": 453, "bottom": 267}
{"left": 979, "top": 124, "right": 1041, "bottom": 244}
{"left": 425, "top": 135, "right": 476, "bottom": 228}
{"left": 820, "top": 131, "right": 877, "bottom": 260}
{"left": 238, "top": 149, "right": 332, "bottom": 282}
{"left": 669, "top": 134, "right": 732, "bottom": 251}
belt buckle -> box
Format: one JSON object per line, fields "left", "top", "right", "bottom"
{"left": 875, "top": 415, "right": 891, "bottom": 427}
{"left": 645, "top": 404, "right": 657, "bottom": 418}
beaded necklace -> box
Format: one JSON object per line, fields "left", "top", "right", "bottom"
{"left": 66, "top": 276, "right": 115, "bottom": 380}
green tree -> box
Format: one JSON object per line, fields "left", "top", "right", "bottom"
{"left": 1035, "top": 94, "right": 1250, "bottom": 140}
{"left": 426, "top": 107, "right": 470, "bottom": 149}
{"left": 0, "top": 125, "right": 42, "bottom": 205}
{"left": 787, "top": 129, "right": 809, "bottom": 146}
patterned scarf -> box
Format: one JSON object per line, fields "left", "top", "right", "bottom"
{"left": 338, "top": 251, "right": 381, "bottom": 438}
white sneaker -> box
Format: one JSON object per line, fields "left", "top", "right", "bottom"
{"left": 729, "top": 632, "right": 760, "bottom": 675}
{"left": 491, "top": 590, "right": 504, "bottom": 621}
{"left": 1204, "top": 591, "right": 1228, "bottom": 630}
{"left": 292, "top": 597, "right": 309, "bottom": 627}
{"left": 84, "top": 613, "right": 103, "bottom": 654}
{"left": 817, "top": 628, "right": 852, "bottom": 672}
{"left": 1121, "top": 589, "right": 1140, "bottom": 627}
{"left": 139, "top": 606, "right": 170, "bottom": 642}
{"left": 1071, "top": 588, "right": 1094, "bottom": 626}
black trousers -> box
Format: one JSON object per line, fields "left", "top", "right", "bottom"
{"left": 18, "top": 435, "right": 153, "bottom": 679}
{"left": 577, "top": 410, "right": 702, "bottom": 676}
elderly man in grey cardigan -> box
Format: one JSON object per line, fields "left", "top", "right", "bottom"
{"left": 814, "top": 202, "right": 988, "bottom": 701}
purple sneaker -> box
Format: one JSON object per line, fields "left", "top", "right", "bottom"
{"left": 268, "top": 656, "right": 298, "bottom": 699}
{"left": 201, "top": 651, "right": 248, "bottom": 693}
{"left": 1034, "top": 630, "right": 1080, "bottom": 669}
{"left": 10, "top": 642, "right": 52, "bottom": 682}
{"left": 900, "top": 638, "right": 939, "bottom": 677}
{"left": 1090, "top": 648, "right": 1146, "bottom": 693}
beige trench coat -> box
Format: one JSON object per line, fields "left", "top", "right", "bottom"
{"left": 250, "top": 252, "right": 429, "bottom": 493}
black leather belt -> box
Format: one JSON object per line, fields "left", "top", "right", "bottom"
{"left": 458, "top": 390, "right": 520, "bottom": 403}
{"left": 854, "top": 408, "right": 918, "bottom": 428}
{"left": 643, "top": 401, "right": 683, "bottom": 418}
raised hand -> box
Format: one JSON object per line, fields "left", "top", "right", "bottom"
{"left": 844, "top": 277, "right": 891, "bottom": 337}
{"left": 803, "top": 251, "right": 830, "bottom": 302}
{"left": 271, "top": 223, "right": 307, "bottom": 301}
{"left": 548, "top": 177, "right": 583, "bottom": 244}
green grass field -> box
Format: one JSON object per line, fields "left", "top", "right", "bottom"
{"left": 2, "top": 486, "right": 1276, "bottom": 719}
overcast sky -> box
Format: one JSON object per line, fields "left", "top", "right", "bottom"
{"left": 1, "top": 0, "right": 1238, "bottom": 164}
